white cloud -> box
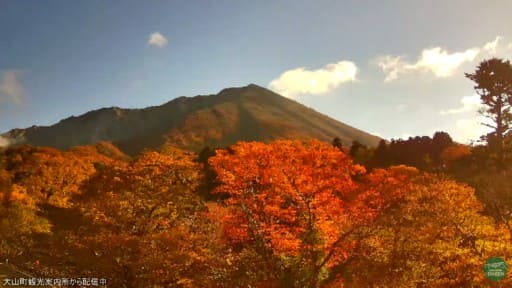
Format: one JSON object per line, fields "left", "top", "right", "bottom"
{"left": 268, "top": 61, "right": 358, "bottom": 98}
{"left": 415, "top": 47, "right": 479, "bottom": 77}
{"left": 0, "top": 70, "right": 24, "bottom": 105}
{"left": 483, "top": 36, "right": 502, "bottom": 54}
{"left": 440, "top": 95, "right": 492, "bottom": 143}
{"left": 378, "top": 47, "right": 479, "bottom": 81}
{"left": 440, "top": 95, "right": 481, "bottom": 115}
{"left": 377, "top": 55, "right": 408, "bottom": 82}
{"left": 376, "top": 36, "right": 512, "bottom": 81}
{"left": 453, "top": 117, "right": 491, "bottom": 143}
{"left": 147, "top": 32, "right": 168, "bottom": 48}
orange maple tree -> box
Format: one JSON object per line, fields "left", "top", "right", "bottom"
{"left": 0, "top": 145, "right": 121, "bottom": 207}
{"left": 74, "top": 148, "right": 228, "bottom": 287}
{"left": 209, "top": 140, "right": 406, "bottom": 287}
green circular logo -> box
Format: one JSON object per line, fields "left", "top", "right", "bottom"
{"left": 484, "top": 257, "right": 508, "bottom": 281}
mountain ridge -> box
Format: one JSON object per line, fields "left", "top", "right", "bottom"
{"left": 1, "top": 84, "right": 381, "bottom": 155}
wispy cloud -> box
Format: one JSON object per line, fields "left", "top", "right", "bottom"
{"left": 440, "top": 94, "right": 490, "bottom": 143}
{"left": 147, "top": 32, "right": 168, "bottom": 48}
{"left": 440, "top": 95, "right": 481, "bottom": 115}
{"left": 439, "top": 94, "right": 490, "bottom": 143}
{"left": 377, "top": 55, "right": 408, "bottom": 82}
{"left": 0, "top": 70, "right": 24, "bottom": 105}
{"left": 377, "top": 47, "right": 479, "bottom": 81}
{"left": 376, "top": 36, "right": 508, "bottom": 82}
{"left": 483, "top": 36, "right": 502, "bottom": 54}
{"left": 453, "top": 117, "right": 491, "bottom": 143}
{"left": 268, "top": 61, "right": 358, "bottom": 98}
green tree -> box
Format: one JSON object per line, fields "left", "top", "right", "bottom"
{"left": 466, "top": 58, "right": 512, "bottom": 169}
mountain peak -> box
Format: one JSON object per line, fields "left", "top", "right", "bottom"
{"left": 246, "top": 83, "right": 265, "bottom": 89}
{"left": 1, "top": 85, "right": 381, "bottom": 154}
{"left": 218, "top": 83, "right": 265, "bottom": 94}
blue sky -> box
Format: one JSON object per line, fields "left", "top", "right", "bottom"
{"left": 1, "top": 0, "right": 512, "bottom": 143}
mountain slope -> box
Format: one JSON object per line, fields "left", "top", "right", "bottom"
{"left": 1, "top": 84, "right": 381, "bottom": 155}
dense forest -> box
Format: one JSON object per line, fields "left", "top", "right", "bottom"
{"left": 1, "top": 58, "right": 512, "bottom": 287}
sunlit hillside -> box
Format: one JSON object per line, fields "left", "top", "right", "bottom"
{"left": 1, "top": 85, "right": 380, "bottom": 156}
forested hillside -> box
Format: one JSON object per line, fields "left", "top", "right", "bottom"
{"left": 1, "top": 138, "right": 511, "bottom": 287}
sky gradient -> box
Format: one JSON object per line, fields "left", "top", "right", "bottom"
{"left": 1, "top": 0, "right": 512, "bottom": 143}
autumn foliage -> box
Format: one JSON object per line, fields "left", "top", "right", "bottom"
{"left": 209, "top": 141, "right": 411, "bottom": 286}
{"left": 0, "top": 140, "right": 511, "bottom": 287}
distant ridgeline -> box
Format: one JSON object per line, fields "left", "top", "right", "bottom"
{"left": 346, "top": 131, "right": 459, "bottom": 171}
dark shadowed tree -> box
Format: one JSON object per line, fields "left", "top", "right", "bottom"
{"left": 349, "top": 140, "right": 372, "bottom": 165}
{"left": 372, "top": 139, "right": 390, "bottom": 167}
{"left": 349, "top": 140, "right": 364, "bottom": 158}
{"left": 431, "top": 131, "right": 454, "bottom": 165}
{"left": 466, "top": 58, "right": 512, "bottom": 169}
{"left": 197, "top": 146, "right": 221, "bottom": 200}
{"left": 331, "top": 137, "right": 343, "bottom": 151}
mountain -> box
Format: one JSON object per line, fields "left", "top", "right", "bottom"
{"left": 1, "top": 84, "right": 381, "bottom": 155}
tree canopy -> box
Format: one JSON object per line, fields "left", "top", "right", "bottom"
{"left": 466, "top": 58, "right": 512, "bottom": 168}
